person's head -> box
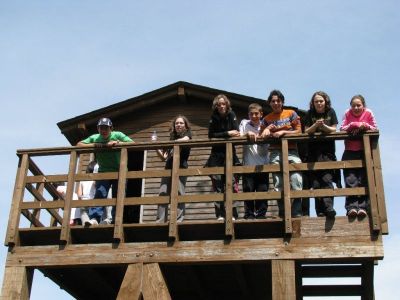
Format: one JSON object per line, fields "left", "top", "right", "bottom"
{"left": 97, "top": 117, "right": 113, "bottom": 139}
{"left": 86, "top": 161, "right": 98, "bottom": 174}
{"left": 267, "top": 90, "right": 285, "bottom": 113}
{"left": 170, "top": 115, "right": 190, "bottom": 137}
{"left": 350, "top": 94, "right": 366, "bottom": 116}
{"left": 309, "top": 91, "right": 332, "bottom": 114}
{"left": 212, "top": 94, "right": 232, "bottom": 116}
{"left": 248, "top": 103, "right": 263, "bottom": 124}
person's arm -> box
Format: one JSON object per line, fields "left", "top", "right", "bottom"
{"left": 156, "top": 149, "right": 168, "bottom": 161}
{"left": 77, "top": 182, "right": 83, "bottom": 199}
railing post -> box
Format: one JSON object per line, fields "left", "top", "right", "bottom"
{"left": 370, "top": 136, "right": 388, "bottom": 234}
{"left": 168, "top": 145, "right": 180, "bottom": 240}
{"left": 60, "top": 150, "right": 78, "bottom": 244}
{"left": 282, "top": 139, "right": 293, "bottom": 234}
{"left": 5, "top": 154, "right": 29, "bottom": 247}
{"left": 362, "top": 135, "right": 381, "bottom": 233}
{"left": 114, "top": 148, "right": 128, "bottom": 242}
{"left": 30, "top": 182, "right": 44, "bottom": 228}
{"left": 225, "top": 142, "right": 234, "bottom": 237}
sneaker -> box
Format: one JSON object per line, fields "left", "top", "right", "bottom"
{"left": 232, "top": 217, "right": 236, "bottom": 221}
{"left": 100, "top": 218, "right": 112, "bottom": 225}
{"left": 347, "top": 209, "right": 357, "bottom": 218}
{"left": 292, "top": 213, "right": 302, "bottom": 218}
{"left": 317, "top": 212, "right": 325, "bottom": 217}
{"left": 244, "top": 215, "right": 255, "bottom": 220}
{"left": 217, "top": 216, "right": 225, "bottom": 221}
{"left": 357, "top": 209, "right": 367, "bottom": 218}
{"left": 85, "top": 219, "right": 98, "bottom": 227}
{"left": 255, "top": 215, "right": 266, "bottom": 219}
{"left": 325, "top": 209, "right": 336, "bottom": 218}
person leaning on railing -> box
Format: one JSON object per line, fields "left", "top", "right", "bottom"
{"left": 340, "top": 95, "right": 378, "bottom": 219}
{"left": 206, "top": 94, "right": 241, "bottom": 221}
{"left": 304, "top": 91, "right": 340, "bottom": 218}
{"left": 155, "top": 115, "right": 192, "bottom": 223}
{"left": 76, "top": 117, "right": 134, "bottom": 224}
{"left": 260, "top": 89, "right": 303, "bottom": 218}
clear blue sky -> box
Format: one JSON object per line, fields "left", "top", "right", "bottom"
{"left": 1, "top": 1, "right": 399, "bottom": 299}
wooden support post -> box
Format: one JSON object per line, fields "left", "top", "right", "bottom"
{"left": 142, "top": 263, "right": 171, "bottom": 300}
{"left": 1, "top": 266, "right": 34, "bottom": 300}
{"left": 117, "top": 263, "right": 171, "bottom": 300}
{"left": 281, "top": 139, "right": 293, "bottom": 234}
{"left": 168, "top": 145, "right": 180, "bottom": 240}
{"left": 117, "top": 263, "right": 143, "bottom": 300}
{"left": 362, "top": 136, "right": 381, "bottom": 233}
{"left": 60, "top": 150, "right": 78, "bottom": 244}
{"left": 271, "top": 260, "right": 296, "bottom": 300}
{"left": 5, "top": 154, "right": 29, "bottom": 247}
{"left": 114, "top": 148, "right": 128, "bottom": 242}
{"left": 361, "top": 261, "right": 375, "bottom": 300}
{"left": 370, "top": 137, "right": 388, "bottom": 234}
{"left": 225, "top": 142, "right": 234, "bottom": 237}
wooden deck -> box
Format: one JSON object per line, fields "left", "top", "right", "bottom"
{"left": 1, "top": 132, "right": 387, "bottom": 299}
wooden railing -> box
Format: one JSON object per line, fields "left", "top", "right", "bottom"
{"left": 4, "top": 131, "right": 387, "bottom": 247}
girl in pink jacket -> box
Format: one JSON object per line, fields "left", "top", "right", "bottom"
{"left": 340, "top": 95, "right": 378, "bottom": 218}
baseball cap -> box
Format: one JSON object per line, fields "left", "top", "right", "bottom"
{"left": 97, "top": 118, "right": 113, "bottom": 127}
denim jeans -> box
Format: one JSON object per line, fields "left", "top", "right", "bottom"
{"left": 89, "top": 179, "right": 118, "bottom": 222}
{"left": 269, "top": 149, "right": 302, "bottom": 216}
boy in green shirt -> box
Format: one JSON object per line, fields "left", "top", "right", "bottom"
{"left": 77, "top": 118, "right": 133, "bottom": 225}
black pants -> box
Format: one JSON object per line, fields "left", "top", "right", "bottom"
{"left": 242, "top": 173, "right": 268, "bottom": 218}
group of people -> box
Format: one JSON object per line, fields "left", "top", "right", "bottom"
{"left": 72, "top": 90, "right": 377, "bottom": 226}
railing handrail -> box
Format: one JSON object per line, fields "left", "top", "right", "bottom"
{"left": 5, "top": 131, "right": 386, "bottom": 247}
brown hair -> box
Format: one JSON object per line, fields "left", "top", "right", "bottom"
{"left": 212, "top": 94, "right": 232, "bottom": 112}
{"left": 169, "top": 115, "right": 191, "bottom": 139}
{"left": 350, "top": 94, "right": 366, "bottom": 107}
{"left": 309, "top": 91, "right": 332, "bottom": 112}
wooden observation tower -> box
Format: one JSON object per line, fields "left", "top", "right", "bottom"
{"left": 1, "top": 82, "right": 387, "bottom": 299}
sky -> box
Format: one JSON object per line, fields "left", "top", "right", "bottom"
{"left": 1, "top": 0, "right": 399, "bottom": 298}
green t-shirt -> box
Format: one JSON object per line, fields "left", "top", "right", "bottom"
{"left": 81, "top": 131, "right": 133, "bottom": 172}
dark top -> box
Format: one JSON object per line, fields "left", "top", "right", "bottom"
{"left": 165, "top": 129, "right": 192, "bottom": 169}
{"left": 305, "top": 108, "right": 338, "bottom": 161}
{"left": 207, "top": 110, "right": 240, "bottom": 166}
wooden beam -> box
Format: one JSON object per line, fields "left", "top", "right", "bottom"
{"left": 168, "top": 145, "right": 180, "bottom": 240}
{"left": 225, "top": 142, "right": 234, "bottom": 237}
{"left": 142, "top": 263, "right": 171, "bottom": 300}
{"left": 117, "top": 263, "right": 143, "bottom": 300}
{"left": 271, "top": 260, "right": 296, "bottom": 300}
{"left": 5, "top": 154, "right": 29, "bottom": 247}
{"left": 114, "top": 148, "right": 128, "bottom": 242}
{"left": 361, "top": 261, "right": 375, "bottom": 300}
{"left": 281, "top": 140, "right": 293, "bottom": 234}
{"left": 31, "top": 182, "right": 44, "bottom": 227}
{"left": 60, "top": 150, "right": 78, "bottom": 244}
{"left": 363, "top": 136, "right": 381, "bottom": 233}
{"left": 370, "top": 137, "right": 388, "bottom": 234}
{"left": 0, "top": 266, "right": 34, "bottom": 300}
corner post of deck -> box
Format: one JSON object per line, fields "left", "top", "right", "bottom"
{"left": 5, "top": 154, "right": 29, "bottom": 247}
{"left": 168, "top": 145, "right": 181, "bottom": 240}
{"left": 362, "top": 135, "right": 381, "bottom": 233}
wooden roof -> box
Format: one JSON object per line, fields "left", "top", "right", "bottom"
{"left": 57, "top": 81, "right": 304, "bottom": 145}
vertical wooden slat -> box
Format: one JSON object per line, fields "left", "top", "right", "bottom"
{"left": 114, "top": 148, "right": 128, "bottom": 242}
{"left": 168, "top": 145, "right": 180, "bottom": 240}
{"left": 282, "top": 139, "right": 293, "bottom": 234}
{"left": 60, "top": 150, "right": 78, "bottom": 244}
{"left": 362, "top": 136, "right": 381, "bottom": 233}
{"left": 272, "top": 260, "right": 296, "bottom": 300}
{"left": 142, "top": 263, "right": 171, "bottom": 300}
{"left": 5, "top": 154, "right": 29, "bottom": 247}
{"left": 370, "top": 137, "right": 388, "bottom": 234}
{"left": 117, "top": 263, "right": 143, "bottom": 300}
{"left": 225, "top": 142, "right": 234, "bottom": 237}
{"left": 0, "top": 266, "right": 34, "bottom": 300}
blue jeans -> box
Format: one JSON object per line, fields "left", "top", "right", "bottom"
{"left": 88, "top": 179, "right": 118, "bottom": 222}
{"left": 269, "top": 149, "right": 303, "bottom": 216}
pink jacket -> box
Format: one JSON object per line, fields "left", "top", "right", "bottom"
{"left": 340, "top": 108, "right": 378, "bottom": 151}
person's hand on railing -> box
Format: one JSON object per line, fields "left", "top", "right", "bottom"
{"left": 228, "top": 130, "right": 240, "bottom": 137}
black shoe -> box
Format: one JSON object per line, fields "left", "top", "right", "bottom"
{"left": 244, "top": 214, "right": 255, "bottom": 220}
{"left": 255, "top": 215, "right": 266, "bottom": 219}
{"left": 326, "top": 209, "right": 336, "bottom": 218}
{"left": 317, "top": 212, "right": 325, "bottom": 217}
